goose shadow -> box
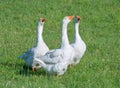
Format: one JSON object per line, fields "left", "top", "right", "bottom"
{"left": 17, "top": 64, "right": 48, "bottom": 76}
{"left": 0, "top": 61, "right": 47, "bottom": 76}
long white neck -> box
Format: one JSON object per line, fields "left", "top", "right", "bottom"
{"left": 60, "top": 22, "right": 69, "bottom": 48}
{"left": 36, "top": 23, "right": 44, "bottom": 47}
{"left": 74, "top": 22, "right": 82, "bottom": 43}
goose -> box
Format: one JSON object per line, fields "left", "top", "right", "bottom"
{"left": 18, "top": 18, "right": 49, "bottom": 69}
{"left": 34, "top": 16, "right": 75, "bottom": 68}
{"left": 71, "top": 16, "right": 86, "bottom": 65}
{"left": 33, "top": 58, "right": 68, "bottom": 76}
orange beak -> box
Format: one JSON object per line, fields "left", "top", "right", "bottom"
{"left": 32, "top": 67, "right": 35, "bottom": 72}
{"left": 76, "top": 16, "right": 80, "bottom": 21}
{"left": 42, "top": 18, "right": 45, "bottom": 22}
{"left": 67, "top": 16, "right": 74, "bottom": 20}
{"left": 40, "top": 18, "right": 46, "bottom": 22}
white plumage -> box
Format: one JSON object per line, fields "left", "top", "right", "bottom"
{"left": 18, "top": 16, "right": 86, "bottom": 75}
{"left": 33, "top": 58, "right": 68, "bottom": 76}
{"left": 34, "top": 16, "right": 75, "bottom": 69}
{"left": 18, "top": 18, "right": 49, "bottom": 68}
{"left": 71, "top": 16, "right": 86, "bottom": 65}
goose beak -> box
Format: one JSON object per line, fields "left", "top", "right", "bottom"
{"left": 42, "top": 18, "right": 46, "bottom": 22}
{"left": 32, "top": 67, "right": 35, "bottom": 72}
{"left": 32, "top": 67, "right": 37, "bottom": 72}
{"left": 68, "top": 64, "right": 74, "bottom": 67}
{"left": 76, "top": 16, "right": 80, "bottom": 21}
{"left": 40, "top": 18, "right": 46, "bottom": 22}
{"left": 67, "top": 16, "right": 74, "bottom": 20}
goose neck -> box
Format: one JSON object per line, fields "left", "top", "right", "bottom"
{"left": 74, "top": 22, "right": 81, "bottom": 42}
{"left": 61, "top": 22, "right": 69, "bottom": 48}
{"left": 36, "top": 25, "right": 44, "bottom": 46}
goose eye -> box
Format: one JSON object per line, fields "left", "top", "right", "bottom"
{"left": 63, "top": 68, "right": 65, "bottom": 71}
{"left": 36, "top": 63, "right": 39, "bottom": 66}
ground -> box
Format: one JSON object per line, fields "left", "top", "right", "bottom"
{"left": 0, "top": 0, "right": 119, "bottom": 88}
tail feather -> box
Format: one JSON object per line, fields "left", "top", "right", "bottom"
{"left": 18, "top": 53, "right": 26, "bottom": 59}
{"left": 18, "top": 54, "right": 24, "bottom": 59}
{"left": 18, "top": 49, "right": 31, "bottom": 59}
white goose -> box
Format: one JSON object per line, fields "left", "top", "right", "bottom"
{"left": 33, "top": 58, "right": 68, "bottom": 76}
{"left": 18, "top": 18, "right": 49, "bottom": 68}
{"left": 34, "top": 16, "right": 75, "bottom": 68}
{"left": 71, "top": 16, "right": 86, "bottom": 65}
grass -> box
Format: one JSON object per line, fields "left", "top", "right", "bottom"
{"left": 0, "top": 0, "right": 120, "bottom": 88}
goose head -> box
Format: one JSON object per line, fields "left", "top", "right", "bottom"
{"left": 62, "top": 16, "right": 74, "bottom": 24}
{"left": 38, "top": 18, "right": 46, "bottom": 25}
{"left": 74, "top": 16, "right": 80, "bottom": 23}
{"left": 54, "top": 62, "right": 68, "bottom": 75}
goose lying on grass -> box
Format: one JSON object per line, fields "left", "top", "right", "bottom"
{"left": 33, "top": 58, "right": 68, "bottom": 76}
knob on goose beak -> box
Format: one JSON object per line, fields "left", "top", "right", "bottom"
{"left": 76, "top": 16, "right": 80, "bottom": 21}
{"left": 40, "top": 18, "right": 46, "bottom": 22}
{"left": 67, "top": 16, "right": 74, "bottom": 20}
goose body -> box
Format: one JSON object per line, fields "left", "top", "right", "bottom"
{"left": 71, "top": 16, "right": 86, "bottom": 65}
{"left": 35, "top": 16, "right": 75, "bottom": 68}
{"left": 18, "top": 18, "right": 49, "bottom": 67}
{"left": 33, "top": 58, "right": 68, "bottom": 75}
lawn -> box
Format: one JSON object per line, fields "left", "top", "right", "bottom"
{"left": 0, "top": 0, "right": 120, "bottom": 88}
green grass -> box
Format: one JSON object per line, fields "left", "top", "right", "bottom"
{"left": 0, "top": 0, "right": 120, "bottom": 88}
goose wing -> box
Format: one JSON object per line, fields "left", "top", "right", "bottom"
{"left": 37, "top": 49, "right": 63, "bottom": 64}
